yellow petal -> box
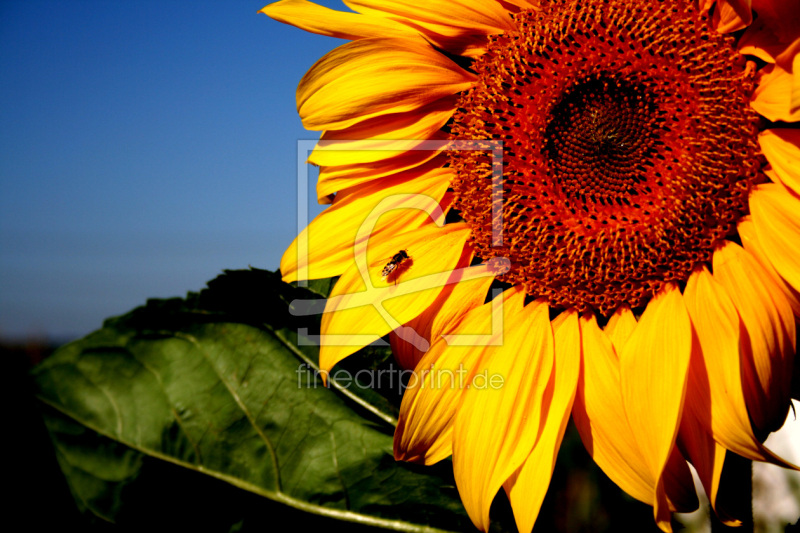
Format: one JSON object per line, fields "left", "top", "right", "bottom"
{"left": 750, "top": 183, "right": 800, "bottom": 297}
{"left": 759, "top": 129, "right": 800, "bottom": 197}
{"left": 298, "top": 37, "right": 475, "bottom": 131}
{"left": 347, "top": 0, "right": 515, "bottom": 35}
{"left": 574, "top": 309, "right": 697, "bottom": 530}
{"left": 503, "top": 311, "right": 581, "bottom": 533}
{"left": 619, "top": 284, "right": 691, "bottom": 481}
{"left": 453, "top": 295, "right": 555, "bottom": 532}
{"left": 604, "top": 304, "right": 637, "bottom": 353}
{"left": 317, "top": 151, "right": 446, "bottom": 201}
{"left": 618, "top": 284, "right": 693, "bottom": 530}
{"left": 260, "top": 0, "right": 412, "bottom": 40}
{"left": 393, "top": 287, "right": 515, "bottom": 464}
{"left": 429, "top": 266, "right": 496, "bottom": 342}
{"left": 392, "top": 333, "right": 480, "bottom": 465}
{"left": 712, "top": 239, "right": 796, "bottom": 434}
{"left": 281, "top": 165, "right": 451, "bottom": 282}
{"left": 738, "top": 216, "right": 800, "bottom": 317}
{"left": 319, "top": 223, "right": 493, "bottom": 373}
{"left": 345, "top": 0, "right": 515, "bottom": 56}
{"left": 572, "top": 313, "right": 655, "bottom": 505}
{"left": 387, "top": 244, "right": 472, "bottom": 370}
{"left": 390, "top": 248, "right": 495, "bottom": 370}
{"left": 752, "top": 64, "right": 800, "bottom": 122}
{"left": 683, "top": 266, "right": 796, "bottom": 467}
{"left": 308, "top": 97, "right": 457, "bottom": 167}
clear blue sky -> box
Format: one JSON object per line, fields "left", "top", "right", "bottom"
{"left": 1, "top": 0, "right": 343, "bottom": 341}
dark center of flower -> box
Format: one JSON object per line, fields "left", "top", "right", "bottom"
{"left": 449, "top": 0, "right": 762, "bottom": 314}
{"left": 545, "top": 75, "right": 659, "bottom": 200}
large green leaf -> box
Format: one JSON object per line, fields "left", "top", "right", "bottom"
{"left": 32, "top": 269, "right": 475, "bottom": 532}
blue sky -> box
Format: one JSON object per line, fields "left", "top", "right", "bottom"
{"left": 1, "top": 0, "right": 344, "bottom": 341}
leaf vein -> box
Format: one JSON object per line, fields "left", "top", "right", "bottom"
{"left": 270, "top": 328, "right": 398, "bottom": 427}
{"left": 36, "top": 396, "right": 459, "bottom": 533}
{"left": 171, "top": 330, "right": 282, "bottom": 492}
{"left": 124, "top": 342, "right": 204, "bottom": 465}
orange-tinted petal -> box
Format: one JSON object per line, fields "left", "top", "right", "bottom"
{"left": 759, "top": 129, "right": 800, "bottom": 197}
{"left": 712, "top": 239, "right": 796, "bottom": 434}
{"left": 453, "top": 294, "right": 555, "bottom": 532}
{"left": 319, "top": 223, "right": 474, "bottom": 373}
{"left": 389, "top": 315, "right": 432, "bottom": 371}
{"left": 393, "top": 287, "right": 514, "bottom": 464}
{"left": 260, "top": 0, "right": 412, "bottom": 41}
{"left": 498, "top": 0, "right": 537, "bottom": 9}
{"left": 297, "top": 37, "right": 475, "bottom": 131}
{"left": 503, "top": 311, "right": 581, "bottom": 533}
{"left": 618, "top": 284, "right": 693, "bottom": 530}
{"left": 739, "top": 14, "right": 800, "bottom": 68}
{"left": 751, "top": 0, "right": 800, "bottom": 47}
{"left": 752, "top": 64, "right": 800, "bottom": 122}
{"left": 713, "top": 0, "right": 752, "bottom": 33}
{"left": 739, "top": 25, "right": 781, "bottom": 63}
{"left": 661, "top": 450, "right": 699, "bottom": 518}
{"left": 738, "top": 216, "right": 800, "bottom": 317}
{"left": 683, "top": 266, "right": 794, "bottom": 467}
{"left": 792, "top": 53, "right": 800, "bottom": 114}
{"left": 677, "top": 413, "right": 736, "bottom": 525}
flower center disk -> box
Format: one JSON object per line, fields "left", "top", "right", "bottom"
{"left": 449, "top": 0, "right": 761, "bottom": 314}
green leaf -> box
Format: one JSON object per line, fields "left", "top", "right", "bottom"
{"left": 32, "top": 268, "right": 473, "bottom": 532}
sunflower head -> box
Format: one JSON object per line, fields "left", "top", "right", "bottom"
{"left": 449, "top": 0, "right": 762, "bottom": 315}
{"left": 263, "top": 0, "right": 800, "bottom": 531}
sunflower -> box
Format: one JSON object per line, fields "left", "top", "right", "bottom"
{"left": 261, "top": 0, "right": 800, "bottom": 531}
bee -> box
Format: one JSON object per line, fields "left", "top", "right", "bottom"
{"left": 381, "top": 249, "right": 410, "bottom": 281}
